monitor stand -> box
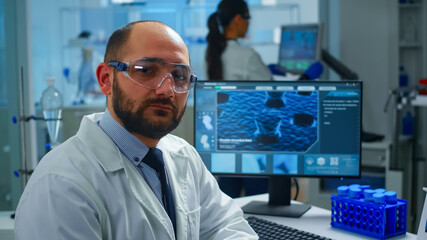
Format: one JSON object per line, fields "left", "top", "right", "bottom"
{"left": 241, "top": 176, "right": 311, "bottom": 218}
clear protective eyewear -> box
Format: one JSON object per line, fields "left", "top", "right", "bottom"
{"left": 108, "top": 58, "right": 197, "bottom": 93}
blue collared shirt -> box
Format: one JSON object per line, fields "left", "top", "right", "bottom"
{"left": 98, "top": 109, "right": 163, "bottom": 204}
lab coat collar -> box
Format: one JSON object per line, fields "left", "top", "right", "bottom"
{"left": 76, "top": 112, "right": 190, "bottom": 174}
{"left": 76, "top": 113, "right": 125, "bottom": 172}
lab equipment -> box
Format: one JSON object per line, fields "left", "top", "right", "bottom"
{"left": 40, "top": 77, "right": 63, "bottom": 148}
{"left": 331, "top": 185, "right": 407, "bottom": 239}
{"left": 399, "top": 65, "right": 409, "bottom": 88}
{"left": 63, "top": 67, "right": 70, "bottom": 83}
{"left": 194, "top": 80, "right": 362, "bottom": 217}
{"left": 320, "top": 48, "right": 359, "bottom": 80}
{"left": 246, "top": 216, "right": 331, "bottom": 240}
{"left": 76, "top": 47, "right": 97, "bottom": 104}
{"left": 402, "top": 111, "right": 413, "bottom": 135}
{"left": 419, "top": 78, "right": 427, "bottom": 95}
{"left": 277, "top": 23, "right": 323, "bottom": 74}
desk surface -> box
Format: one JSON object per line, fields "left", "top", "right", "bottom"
{"left": 234, "top": 194, "right": 417, "bottom": 240}
{"left": 0, "top": 196, "right": 418, "bottom": 240}
{"left": 0, "top": 211, "right": 14, "bottom": 240}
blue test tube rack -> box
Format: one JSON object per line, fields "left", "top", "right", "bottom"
{"left": 330, "top": 184, "right": 407, "bottom": 239}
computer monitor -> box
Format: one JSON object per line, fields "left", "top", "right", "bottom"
{"left": 194, "top": 80, "right": 362, "bottom": 217}
{"left": 278, "top": 23, "right": 323, "bottom": 74}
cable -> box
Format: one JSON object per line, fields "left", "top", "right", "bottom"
{"left": 293, "top": 177, "right": 299, "bottom": 200}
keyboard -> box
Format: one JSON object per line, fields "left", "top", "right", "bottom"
{"left": 246, "top": 216, "right": 332, "bottom": 240}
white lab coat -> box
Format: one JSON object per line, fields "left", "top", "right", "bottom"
{"left": 14, "top": 112, "right": 258, "bottom": 240}
{"left": 221, "top": 40, "right": 272, "bottom": 80}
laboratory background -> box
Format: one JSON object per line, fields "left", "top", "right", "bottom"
{"left": 1, "top": 0, "right": 427, "bottom": 238}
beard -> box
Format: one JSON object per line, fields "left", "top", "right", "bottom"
{"left": 112, "top": 76, "right": 186, "bottom": 139}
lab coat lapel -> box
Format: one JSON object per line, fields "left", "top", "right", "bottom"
{"left": 77, "top": 115, "right": 124, "bottom": 171}
{"left": 157, "top": 139, "right": 190, "bottom": 240}
{"left": 121, "top": 158, "right": 175, "bottom": 239}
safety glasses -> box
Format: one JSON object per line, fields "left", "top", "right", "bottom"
{"left": 108, "top": 58, "right": 197, "bottom": 93}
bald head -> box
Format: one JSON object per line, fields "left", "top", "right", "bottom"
{"left": 104, "top": 21, "right": 189, "bottom": 64}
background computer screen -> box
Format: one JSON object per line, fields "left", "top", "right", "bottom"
{"left": 278, "top": 23, "right": 323, "bottom": 73}
{"left": 194, "top": 80, "right": 362, "bottom": 217}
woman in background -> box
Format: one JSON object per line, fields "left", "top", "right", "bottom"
{"left": 205, "top": 0, "right": 270, "bottom": 198}
{"left": 205, "top": 0, "right": 272, "bottom": 80}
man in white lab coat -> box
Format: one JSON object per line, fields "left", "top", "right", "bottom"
{"left": 14, "top": 21, "right": 258, "bottom": 240}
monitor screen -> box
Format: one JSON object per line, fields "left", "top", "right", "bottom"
{"left": 278, "top": 23, "right": 323, "bottom": 73}
{"left": 194, "top": 80, "right": 362, "bottom": 217}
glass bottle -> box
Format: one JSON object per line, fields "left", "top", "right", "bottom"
{"left": 40, "top": 77, "right": 63, "bottom": 148}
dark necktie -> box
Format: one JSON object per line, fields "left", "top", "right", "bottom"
{"left": 142, "top": 148, "right": 176, "bottom": 235}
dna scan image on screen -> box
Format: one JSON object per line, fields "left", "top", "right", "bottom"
{"left": 216, "top": 90, "right": 318, "bottom": 152}
{"left": 194, "top": 81, "right": 362, "bottom": 177}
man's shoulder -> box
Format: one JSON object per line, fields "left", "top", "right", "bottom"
{"left": 31, "top": 136, "right": 86, "bottom": 173}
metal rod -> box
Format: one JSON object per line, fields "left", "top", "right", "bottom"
{"left": 18, "top": 66, "right": 28, "bottom": 186}
{"left": 390, "top": 90, "right": 401, "bottom": 170}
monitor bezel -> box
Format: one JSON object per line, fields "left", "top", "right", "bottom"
{"left": 278, "top": 23, "right": 324, "bottom": 74}
{"left": 193, "top": 80, "right": 362, "bottom": 179}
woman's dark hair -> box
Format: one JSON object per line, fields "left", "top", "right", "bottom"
{"left": 206, "top": 0, "right": 249, "bottom": 80}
